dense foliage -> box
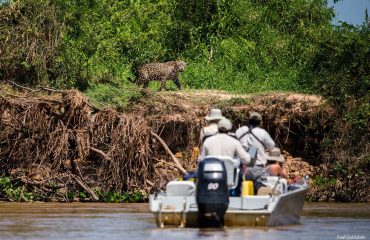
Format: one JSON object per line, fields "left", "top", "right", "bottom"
{"left": 0, "top": 0, "right": 62, "bottom": 84}
{"left": 1, "top": 0, "right": 367, "bottom": 96}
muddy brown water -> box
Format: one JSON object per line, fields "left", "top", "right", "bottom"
{"left": 0, "top": 202, "right": 369, "bottom": 240}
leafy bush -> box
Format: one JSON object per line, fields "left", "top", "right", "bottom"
{"left": 312, "top": 176, "right": 336, "bottom": 187}
{"left": 301, "top": 23, "right": 370, "bottom": 104}
{"left": 0, "top": 176, "right": 35, "bottom": 202}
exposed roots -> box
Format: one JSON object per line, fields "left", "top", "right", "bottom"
{"left": 1, "top": 88, "right": 368, "bottom": 202}
{"left": 0, "top": 88, "right": 196, "bottom": 198}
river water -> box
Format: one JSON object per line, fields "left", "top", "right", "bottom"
{"left": 0, "top": 202, "right": 369, "bottom": 240}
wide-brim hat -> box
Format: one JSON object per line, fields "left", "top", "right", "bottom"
{"left": 266, "top": 147, "right": 285, "bottom": 162}
{"left": 249, "top": 111, "right": 262, "bottom": 121}
{"left": 205, "top": 108, "right": 224, "bottom": 121}
{"left": 218, "top": 118, "right": 232, "bottom": 131}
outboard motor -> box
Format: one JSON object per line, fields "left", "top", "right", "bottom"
{"left": 196, "top": 157, "right": 229, "bottom": 227}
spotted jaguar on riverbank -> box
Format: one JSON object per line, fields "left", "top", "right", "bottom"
{"left": 130, "top": 60, "right": 186, "bottom": 91}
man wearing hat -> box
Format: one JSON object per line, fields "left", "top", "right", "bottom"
{"left": 266, "top": 147, "right": 287, "bottom": 178}
{"left": 199, "top": 108, "right": 225, "bottom": 145}
{"left": 236, "top": 111, "right": 275, "bottom": 166}
{"left": 200, "top": 118, "right": 251, "bottom": 166}
{"left": 235, "top": 111, "right": 276, "bottom": 191}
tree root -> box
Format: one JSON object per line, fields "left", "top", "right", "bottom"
{"left": 72, "top": 175, "right": 99, "bottom": 201}
{"left": 150, "top": 131, "right": 188, "bottom": 175}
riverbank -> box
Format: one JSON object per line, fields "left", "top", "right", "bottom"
{"left": 0, "top": 85, "right": 369, "bottom": 202}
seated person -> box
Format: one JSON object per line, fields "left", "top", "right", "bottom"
{"left": 200, "top": 118, "right": 250, "bottom": 166}
{"left": 265, "top": 147, "right": 287, "bottom": 178}
{"left": 236, "top": 112, "right": 275, "bottom": 193}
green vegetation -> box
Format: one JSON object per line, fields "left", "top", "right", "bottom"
{"left": 312, "top": 176, "right": 336, "bottom": 188}
{"left": 93, "top": 188, "right": 146, "bottom": 203}
{"left": 0, "top": 176, "right": 146, "bottom": 202}
{"left": 0, "top": 0, "right": 367, "bottom": 97}
{"left": 0, "top": 176, "right": 35, "bottom": 202}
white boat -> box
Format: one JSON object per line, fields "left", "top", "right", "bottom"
{"left": 149, "top": 156, "right": 308, "bottom": 228}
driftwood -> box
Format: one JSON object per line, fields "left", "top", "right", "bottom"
{"left": 153, "top": 157, "right": 176, "bottom": 168}
{"left": 73, "top": 175, "right": 99, "bottom": 201}
{"left": 146, "top": 180, "right": 154, "bottom": 187}
{"left": 7, "top": 80, "right": 66, "bottom": 94}
{"left": 150, "top": 131, "right": 188, "bottom": 175}
{"left": 90, "top": 147, "right": 112, "bottom": 161}
{"left": 6, "top": 80, "right": 35, "bottom": 92}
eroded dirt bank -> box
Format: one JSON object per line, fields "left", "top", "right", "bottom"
{"left": 0, "top": 88, "right": 368, "bottom": 202}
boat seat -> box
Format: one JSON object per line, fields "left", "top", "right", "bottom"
{"left": 166, "top": 181, "right": 196, "bottom": 196}
{"left": 257, "top": 186, "right": 280, "bottom": 196}
{"left": 202, "top": 155, "right": 240, "bottom": 190}
{"left": 258, "top": 176, "right": 288, "bottom": 195}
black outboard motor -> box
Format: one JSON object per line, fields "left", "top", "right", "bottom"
{"left": 196, "top": 157, "right": 229, "bottom": 227}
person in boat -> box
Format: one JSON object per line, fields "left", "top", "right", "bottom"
{"left": 199, "top": 108, "right": 225, "bottom": 145}
{"left": 200, "top": 118, "right": 251, "bottom": 165}
{"left": 235, "top": 112, "right": 276, "bottom": 192}
{"left": 265, "top": 147, "right": 287, "bottom": 178}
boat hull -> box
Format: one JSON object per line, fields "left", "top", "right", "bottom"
{"left": 267, "top": 187, "right": 307, "bottom": 226}
{"left": 150, "top": 187, "right": 307, "bottom": 228}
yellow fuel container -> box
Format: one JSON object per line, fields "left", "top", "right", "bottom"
{"left": 242, "top": 180, "right": 254, "bottom": 197}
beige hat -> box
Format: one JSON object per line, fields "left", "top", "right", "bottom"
{"left": 249, "top": 112, "right": 262, "bottom": 121}
{"left": 266, "top": 147, "right": 285, "bottom": 162}
{"left": 218, "top": 118, "right": 232, "bottom": 131}
{"left": 205, "top": 108, "right": 224, "bottom": 121}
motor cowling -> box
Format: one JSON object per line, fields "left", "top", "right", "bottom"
{"left": 196, "top": 157, "right": 229, "bottom": 227}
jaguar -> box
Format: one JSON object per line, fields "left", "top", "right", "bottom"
{"left": 130, "top": 60, "right": 186, "bottom": 91}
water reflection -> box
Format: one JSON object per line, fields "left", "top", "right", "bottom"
{"left": 0, "top": 202, "right": 369, "bottom": 240}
